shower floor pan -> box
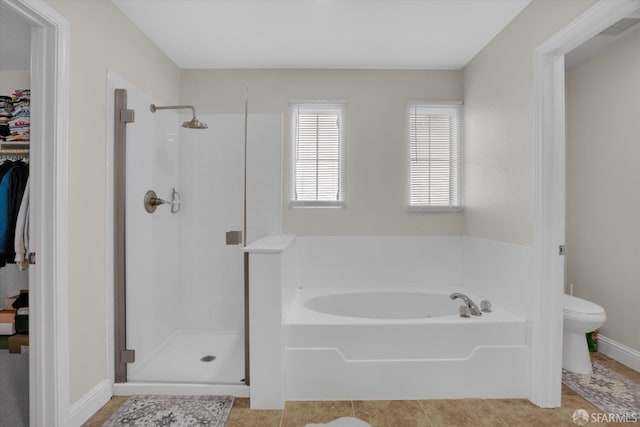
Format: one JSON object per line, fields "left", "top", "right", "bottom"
{"left": 127, "top": 329, "right": 245, "bottom": 384}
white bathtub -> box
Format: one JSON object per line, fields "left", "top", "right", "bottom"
{"left": 284, "top": 287, "right": 528, "bottom": 400}
{"left": 304, "top": 291, "right": 459, "bottom": 319}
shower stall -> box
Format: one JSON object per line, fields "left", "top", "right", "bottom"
{"left": 111, "top": 84, "right": 282, "bottom": 395}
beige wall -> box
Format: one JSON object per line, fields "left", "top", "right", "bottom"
{"left": 47, "top": 0, "right": 181, "bottom": 405}
{"left": 0, "top": 70, "right": 29, "bottom": 95}
{"left": 566, "top": 29, "right": 640, "bottom": 352}
{"left": 462, "top": 0, "right": 596, "bottom": 245}
{"left": 180, "top": 69, "right": 463, "bottom": 236}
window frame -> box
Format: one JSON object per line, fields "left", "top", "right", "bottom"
{"left": 289, "top": 100, "right": 347, "bottom": 208}
{"left": 406, "top": 101, "right": 463, "bottom": 212}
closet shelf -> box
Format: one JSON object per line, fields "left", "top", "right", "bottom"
{"left": 0, "top": 148, "right": 29, "bottom": 156}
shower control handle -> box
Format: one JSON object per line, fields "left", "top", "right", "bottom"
{"left": 148, "top": 195, "right": 166, "bottom": 207}
{"left": 144, "top": 189, "right": 181, "bottom": 214}
{"left": 144, "top": 190, "right": 165, "bottom": 213}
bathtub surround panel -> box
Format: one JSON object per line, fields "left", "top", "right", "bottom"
{"left": 295, "top": 236, "right": 463, "bottom": 289}
{"left": 462, "top": 237, "right": 534, "bottom": 320}
{"left": 295, "top": 236, "right": 532, "bottom": 320}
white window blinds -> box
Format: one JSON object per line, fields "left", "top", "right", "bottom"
{"left": 291, "top": 102, "right": 346, "bottom": 206}
{"left": 408, "top": 103, "right": 462, "bottom": 210}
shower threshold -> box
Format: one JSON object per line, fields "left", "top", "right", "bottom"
{"left": 113, "top": 382, "right": 249, "bottom": 397}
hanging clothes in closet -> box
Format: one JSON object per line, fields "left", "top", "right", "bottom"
{"left": 0, "top": 159, "right": 29, "bottom": 268}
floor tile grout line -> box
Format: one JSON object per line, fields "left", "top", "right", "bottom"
{"left": 481, "top": 399, "right": 510, "bottom": 427}
{"left": 416, "top": 400, "right": 435, "bottom": 427}
{"left": 279, "top": 403, "right": 285, "bottom": 427}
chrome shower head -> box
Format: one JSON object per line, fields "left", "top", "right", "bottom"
{"left": 182, "top": 117, "right": 208, "bottom": 129}
{"left": 150, "top": 104, "right": 208, "bottom": 129}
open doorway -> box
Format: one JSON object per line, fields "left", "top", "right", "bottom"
{"left": 0, "top": 4, "right": 31, "bottom": 425}
{"left": 1, "top": 0, "right": 69, "bottom": 425}
{"left": 532, "top": 0, "right": 640, "bottom": 409}
{"left": 564, "top": 7, "right": 640, "bottom": 371}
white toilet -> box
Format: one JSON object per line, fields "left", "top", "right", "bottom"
{"left": 562, "top": 294, "right": 606, "bottom": 374}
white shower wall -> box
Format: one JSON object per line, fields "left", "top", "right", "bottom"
{"left": 178, "top": 113, "right": 282, "bottom": 331}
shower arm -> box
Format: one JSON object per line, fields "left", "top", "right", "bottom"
{"left": 149, "top": 103, "right": 207, "bottom": 129}
{"left": 149, "top": 104, "right": 196, "bottom": 116}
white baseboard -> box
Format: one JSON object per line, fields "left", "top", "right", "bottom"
{"left": 69, "top": 379, "right": 112, "bottom": 427}
{"left": 598, "top": 335, "right": 640, "bottom": 373}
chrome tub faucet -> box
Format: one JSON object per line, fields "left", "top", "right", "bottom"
{"left": 450, "top": 292, "right": 482, "bottom": 316}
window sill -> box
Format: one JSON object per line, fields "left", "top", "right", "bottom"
{"left": 289, "top": 201, "right": 346, "bottom": 209}
{"left": 407, "top": 205, "right": 463, "bottom": 213}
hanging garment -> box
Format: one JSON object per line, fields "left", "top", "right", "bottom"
{"left": 0, "top": 163, "right": 16, "bottom": 267}
{"left": 0, "top": 161, "right": 28, "bottom": 266}
{"left": 0, "top": 161, "right": 16, "bottom": 267}
{"left": 6, "top": 162, "right": 29, "bottom": 256}
{"left": 14, "top": 177, "right": 29, "bottom": 271}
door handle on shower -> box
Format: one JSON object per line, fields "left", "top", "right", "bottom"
{"left": 226, "top": 231, "right": 243, "bottom": 245}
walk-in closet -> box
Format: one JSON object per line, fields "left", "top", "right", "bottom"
{"left": 0, "top": 4, "right": 31, "bottom": 426}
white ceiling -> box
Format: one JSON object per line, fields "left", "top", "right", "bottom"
{"left": 113, "top": 0, "right": 531, "bottom": 70}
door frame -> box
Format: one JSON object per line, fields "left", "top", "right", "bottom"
{"left": 531, "top": 0, "right": 640, "bottom": 407}
{"left": 2, "top": 0, "right": 70, "bottom": 425}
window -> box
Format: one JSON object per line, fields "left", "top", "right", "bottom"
{"left": 290, "top": 101, "right": 346, "bottom": 207}
{"left": 408, "top": 102, "right": 462, "bottom": 211}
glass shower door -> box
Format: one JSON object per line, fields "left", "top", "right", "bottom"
{"left": 123, "top": 90, "right": 245, "bottom": 385}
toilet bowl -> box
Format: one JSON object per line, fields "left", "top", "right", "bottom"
{"left": 562, "top": 294, "right": 606, "bottom": 374}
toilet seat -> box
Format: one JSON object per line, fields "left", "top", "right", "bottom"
{"left": 563, "top": 294, "right": 605, "bottom": 315}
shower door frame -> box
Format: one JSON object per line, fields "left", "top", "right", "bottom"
{"left": 113, "top": 88, "right": 131, "bottom": 383}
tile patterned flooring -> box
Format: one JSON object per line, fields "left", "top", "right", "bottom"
{"left": 84, "top": 353, "right": 639, "bottom": 427}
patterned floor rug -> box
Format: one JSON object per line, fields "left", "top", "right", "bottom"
{"left": 562, "top": 361, "right": 640, "bottom": 415}
{"left": 103, "top": 395, "right": 234, "bottom": 426}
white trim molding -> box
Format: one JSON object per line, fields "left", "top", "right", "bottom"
{"left": 69, "top": 380, "right": 112, "bottom": 426}
{"left": 599, "top": 335, "right": 640, "bottom": 373}
{"left": 1, "top": 0, "right": 71, "bottom": 425}
{"left": 531, "top": 0, "right": 640, "bottom": 408}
